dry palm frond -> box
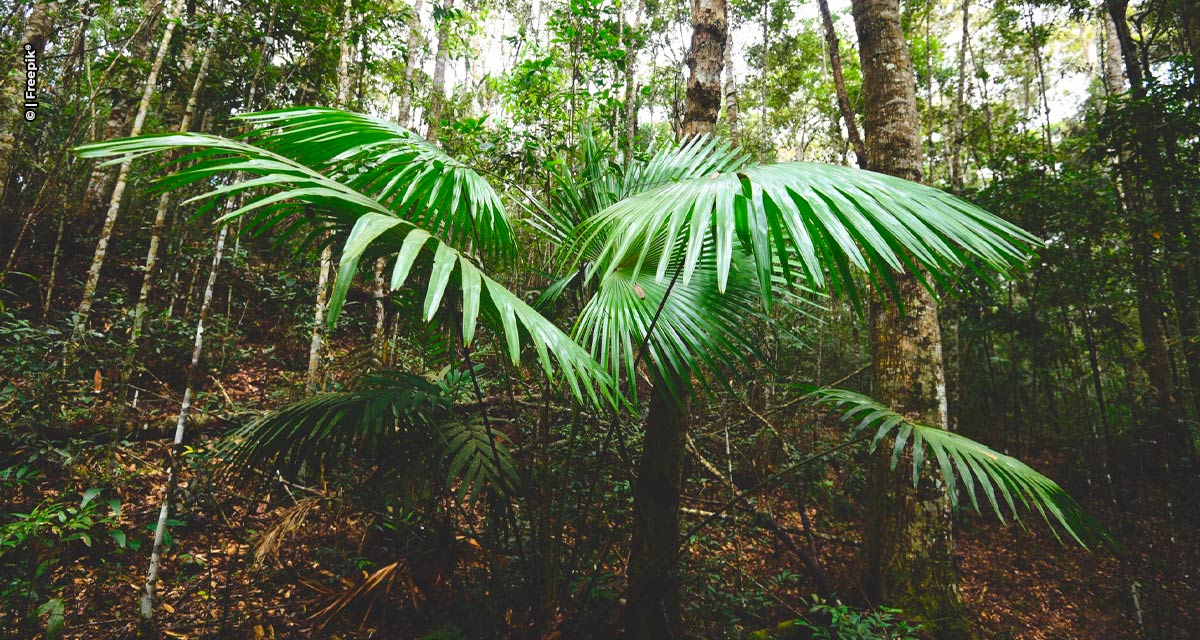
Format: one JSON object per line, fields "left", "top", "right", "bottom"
{"left": 253, "top": 495, "right": 323, "bottom": 566}
{"left": 302, "top": 560, "right": 414, "bottom": 630}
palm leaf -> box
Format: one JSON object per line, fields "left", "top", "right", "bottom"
{"left": 566, "top": 162, "right": 1041, "bottom": 308}
{"left": 809, "top": 388, "right": 1113, "bottom": 548}
{"left": 75, "top": 130, "right": 615, "bottom": 406}
{"left": 234, "top": 107, "right": 515, "bottom": 260}
{"left": 219, "top": 371, "right": 451, "bottom": 481}
{"left": 433, "top": 419, "right": 520, "bottom": 503}
{"left": 528, "top": 132, "right": 747, "bottom": 249}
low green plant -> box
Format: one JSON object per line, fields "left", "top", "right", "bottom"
{"left": 789, "top": 597, "right": 922, "bottom": 640}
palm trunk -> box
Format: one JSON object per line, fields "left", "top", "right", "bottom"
{"left": 70, "top": 0, "right": 185, "bottom": 345}
{"left": 625, "top": 373, "right": 688, "bottom": 640}
{"left": 680, "top": 0, "right": 727, "bottom": 138}
{"left": 306, "top": 0, "right": 355, "bottom": 393}
{"left": 850, "top": 0, "right": 974, "bottom": 637}
{"left": 817, "top": 0, "right": 866, "bottom": 168}
{"left": 126, "top": 36, "right": 214, "bottom": 374}
{"left": 140, "top": 223, "right": 228, "bottom": 620}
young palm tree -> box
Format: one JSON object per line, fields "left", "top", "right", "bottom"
{"left": 77, "top": 108, "right": 1108, "bottom": 633}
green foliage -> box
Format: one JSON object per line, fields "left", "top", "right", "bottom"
{"left": 220, "top": 369, "right": 516, "bottom": 504}
{"left": 808, "top": 388, "right": 1112, "bottom": 548}
{"left": 75, "top": 108, "right": 618, "bottom": 408}
{"left": 790, "top": 597, "right": 922, "bottom": 640}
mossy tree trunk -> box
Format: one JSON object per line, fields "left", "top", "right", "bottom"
{"left": 850, "top": 0, "right": 974, "bottom": 637}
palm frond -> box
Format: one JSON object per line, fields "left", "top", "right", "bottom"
{"left": 433, "top": 419, "right": 520, "bottom": 503}
{"left": 76, "top": 130, "right": 615, "bottom": 406}
{"left": 809, "top": 388, "right": 1113, "bottom": 548}
{"left": 567, "top": 162, "right": 1041, "bottom": 308}
{"left": 236, "top": 107, "right": 515, "bottom": 260}
{"left": 529, "top": 132, "right": 747, "bottom": 248}
{"left": 218, "top": 371, "right": 451, "bottom": 480}
{"left": 575, "top": 245, "right": 763, "bottom": 397}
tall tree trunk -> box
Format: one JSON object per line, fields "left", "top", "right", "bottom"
{"left": 949, "top": 0, "right": 969, "bottom": 189}
{"left": 1102, "top": 13, "right": 1125, "bottom": 96}
{"left": 140, "top": 224, "right": 228, "bottom": 621}
{"left": 722, "top": 32, "right": 739, "bottom": 147}
{"left": 1105, "top": 0, "right": 1194, "bottom": 464}
{"left": 306, "top": 0, "right": 355, "bottom": 393}
{"left": 1182, "top": 0, "right": 1200, "bottom": 83}
{"left": 625, "top": 372, "right": 688, "bottom": 640}
{"left": 850, "top": 0, "right": 974, "bottom": 638}
{"left": 0, "top": 1, "right": 56, "bottom": 207}
{"left": 70, "top": 0, "right": 184, "bottom": 345}
{"left": 817, "top": 0, "right": 866, "bottom": 168}
{"left": 621, "top": 6, "right": 731, "bottom": 633}
{"left": 680, "top": 0, "right": 726, "bottom": 137}
{"left": 623, "top": 0, "right": 645, "bottom": 163}
{"left": 398, "top": 0, "right": 424, "bottom": 127}
{"left": 426, "top": 0, "right": 453, "bottom": 141}
{"left": 126, "top": 34, "right": 214, "bottom": 374}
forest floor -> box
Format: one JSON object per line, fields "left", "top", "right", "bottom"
{"left": 5, "top": 387, "right": 1195, "bottom": 640}
{"left": 2, "top": 265, "right": 1197, "bottom": 639}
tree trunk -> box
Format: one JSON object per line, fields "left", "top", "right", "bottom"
{"left": 680, "top": 0, "right": 726, "bottom": 138}
{"left": 850, "top": 0, "right": 974, "bottom": 637}
{"left": 1101, "top": 13, "right": 1125, "bottom": 96}
{"left": 722, "top": 32, "right": 739, "bottom": 147}
{"left": 398, "top": 0, "right": 424, "bottom": 127}
{"left": 1182, "top": 0, "right": 1200, "bottom": 83}
{"left": 623, "top": 0, "right": 645, "bottom": 163}
{"left": 1105, "top": 0, "right": 1195, "bottom": 464}
{"left": 625, "top": 373, "right": 688, "bottom": 640}
{"left": 70, "top": 0, "right": 185, "bottom": 345}
{"left": 126, "top": 35, "right": 214, "bottom": 373}
{"left": 949, "top": 0, "right": 968, "bottom": 189}
{"left": 306, "top": 0, "right": 355, "bottom": 392}
{"left": 140, "top": 223, "right": 228, "bottom": 621}
{"left": 0, "top": 1, "right": 56, "bottom": 207}
{"left": 426, "top": 0, "right": 453, "bottom": 141}
{"left": 817, "top": 0, "right": 866, "bottom": 168}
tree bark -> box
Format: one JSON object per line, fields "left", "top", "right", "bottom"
{"left": 817, "top": 0, "right": 866, "bottom": 168}
{"left": 70, "top": 0, "right": 184, "bottom": 345}
{"left": 623, "top": 0, "right": 645, "bottom": 163}
{"left": 949, "top": 0, "right": 968, "bottom": 189}
{"left": 681, "top": 0, "right": 726, "bottom": 138}
{"left": 625, "top": 373, "right": 688, "bottom": 640}
{"left": 850, "top": 0, "right": 974, "bottom": 637}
